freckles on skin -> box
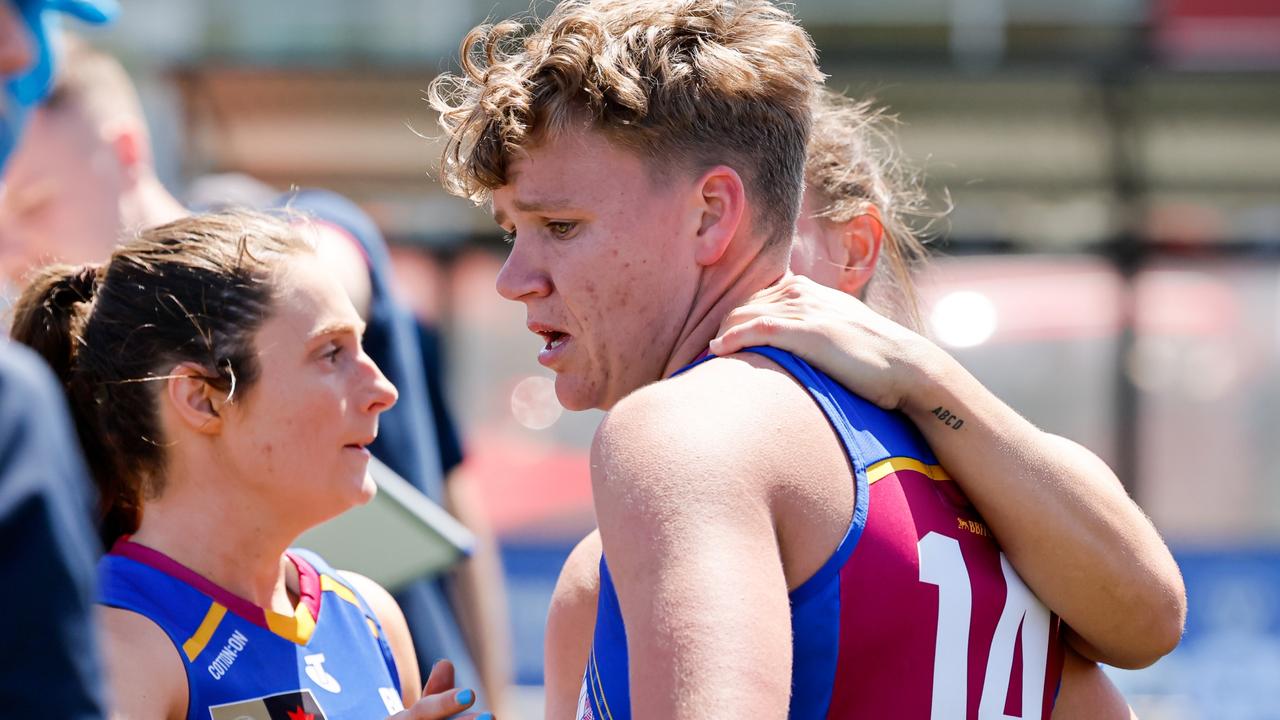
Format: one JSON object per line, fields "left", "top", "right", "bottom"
{"left": 259, "top": 441, "right": 275, "bottom": 478}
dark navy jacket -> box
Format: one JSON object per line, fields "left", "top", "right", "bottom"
{"left": 0, "top": 342, "right": 106, "bottom": 718}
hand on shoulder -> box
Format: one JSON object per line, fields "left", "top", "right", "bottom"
{"left": 711, "top": 273, "right": 948, "bottom": 411}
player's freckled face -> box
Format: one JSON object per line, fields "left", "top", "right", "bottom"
{"left": 493, "top": 126, "right": 700, "bottom": 412}
{"left": 218, "top": 254, "right": 398, "bottom": 527}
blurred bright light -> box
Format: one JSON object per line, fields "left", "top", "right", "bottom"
{"left": 930, "top": 291, "right": 998, "bottom": 348}
{"left": 510, "top": 376, "right": 563, "bottom": 430}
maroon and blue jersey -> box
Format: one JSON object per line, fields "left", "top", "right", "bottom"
{"left": 578, "top": 346, "right": 1065, "bottom": 719}
{"left": 98, "top": 540, "right": 406, "bottom": 720}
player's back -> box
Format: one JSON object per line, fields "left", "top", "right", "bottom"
{"left": 580, "top": 346, "right": 1064, "bottom": 719}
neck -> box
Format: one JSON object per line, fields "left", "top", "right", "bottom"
{"left": 129, "top": 456, "right": 302, "bottom": 614}
{"left": 119, "top": 174, "right": 187, "bottom": 232}
{"left": 661, "top": 239, "right": 788, "bottom": 377}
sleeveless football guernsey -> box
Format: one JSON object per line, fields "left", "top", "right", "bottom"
{"left": 578, "top": 347, "right": 1065, "bottom": 719}
{"left": 99, "top": 539, "right": 406, "bottom": 720}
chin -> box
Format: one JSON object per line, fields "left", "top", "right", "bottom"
{"left": 351, "top": 467, "right": 377, "bottom": 506}
{"left": 554, "top": 374, "right": 603, "bottom": 412}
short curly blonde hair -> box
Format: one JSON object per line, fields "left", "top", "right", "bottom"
{"left": 428, "top": 0, "right": 823, "bottom": 246}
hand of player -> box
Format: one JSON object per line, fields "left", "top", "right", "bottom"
{"left": 386, "top": 658, "right": 494, "bottom": 719}
{"left": 711, "top": 273, "right": 942, "bottom": 411}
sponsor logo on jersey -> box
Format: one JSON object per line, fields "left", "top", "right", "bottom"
{"left": 303, "top": 653, "right": 342, "bottom": 694}
{"left": 207, "top": 688, "right": 328, "bottom": 720}
{"left": 956, "top": 516, "right": 991, "bottom": 538}
{"left": 378, "top": 687, "right": 404, "bottom": 714}
{"left": 208, "top": 630, "right": 250, "bottom": 680}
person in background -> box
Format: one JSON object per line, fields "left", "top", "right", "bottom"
{"left": 713, "top": 87, "right": 1146, "bottom": 718}
{"left": 0, "top": 1, "right": 115, "bottom": 717}
{"left": 11, "top": 210, "right": 486, "bottom": 720}
{"left": 0, "top": 38, "right": 511, "bottom": 715}
{"left": 0, "top": 34, "right": 180, "bottom": 276}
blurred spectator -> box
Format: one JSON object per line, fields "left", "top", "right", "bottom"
{"left": 0, "top": 33, "right": 183, "bottom": 278}
{"left": 0, "top": 0, "right": 115, "bottom": 718}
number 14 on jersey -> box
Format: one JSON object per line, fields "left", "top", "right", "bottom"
{"left": 918, "top": 531, "right": 1053, "bottom": 720}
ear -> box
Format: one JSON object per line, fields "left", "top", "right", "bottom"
{"left": 691, "top": 166, "right": 747, "bottom": 267}
{"left": 165, "top": 363, "right": 224, "bottom": 436}
{"left": 108, "top": 123, "right": 146, "bottom": 184}
{"left": 835, "top": 205, "right": 884, "bottom": 298}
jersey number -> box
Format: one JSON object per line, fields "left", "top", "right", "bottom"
{"left": 918, "top": 531, "right": 1051, "bottom": 720}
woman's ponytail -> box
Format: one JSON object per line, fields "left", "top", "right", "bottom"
{"left": 10, "top": 263, "right": 100, "bottom": 385}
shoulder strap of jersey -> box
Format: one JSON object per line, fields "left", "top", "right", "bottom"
{"left": 289, "top": 547, "right": 402, "bottom": 694}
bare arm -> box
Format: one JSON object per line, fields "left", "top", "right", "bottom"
{"left": 100, "top": 607, "right": 187, "bottom": 720}
{"left": 592, "top": 385, "right": 793, "bottom": 719}
{"left": 1054, "top": 647, "right": 1138, "bottom": 720}
{"left": 713, "top": 274, "right": 1185, "bottom": 668}
{"left": 545, "top": 531, "right": 602, "bottom": 720}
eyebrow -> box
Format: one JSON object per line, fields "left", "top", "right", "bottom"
{"left": 492, "top": 196, "right": 577, "bottom": 226}
{"left": 308, "top": 321, "right": 366, "bottom": 342}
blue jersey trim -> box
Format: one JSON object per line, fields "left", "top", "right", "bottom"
{"left": 591, "top": 346, "right": 936, "bottom": 720}
{"left": 289, "top": 548, "right": 402, "bottom": 697}
{"left": 742, "top": 346, "right": 873, "bottom": 605}
{"left": 99, "top": 549, "right": 403, "bottom": 719}
{"left": 590, "top": 558, "right": 631, "bottom": 719}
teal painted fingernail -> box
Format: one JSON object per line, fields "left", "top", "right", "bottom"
{"left": 478, "top": 714, "right": 494, "bottom": 720}
{"left": 456, "top": 688, "right": 475, "bottom": 705}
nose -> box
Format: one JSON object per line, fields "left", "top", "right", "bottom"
{"left": 495, "top": 238, "right": 552, "bottom": 302}
{"left": 359, "top": 352, "right": 398, "bottom": 415}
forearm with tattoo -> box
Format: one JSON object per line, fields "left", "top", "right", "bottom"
{"left": 930, "top": 406, "right": 965, "bottom": 430}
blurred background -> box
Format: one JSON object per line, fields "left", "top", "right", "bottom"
{"left": 53, "top": 0, "right": 1280, "bottom": 716}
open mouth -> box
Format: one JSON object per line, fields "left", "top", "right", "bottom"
{"left": 538, "top": 331, "right": 569, "bottom": 350}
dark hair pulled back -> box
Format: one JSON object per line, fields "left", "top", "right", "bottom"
{"left": 10, "top": 210, "right": 310, "bottom": 545}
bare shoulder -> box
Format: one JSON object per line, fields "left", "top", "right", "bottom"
{"left": 595, "top": 353, "right": 826, "bottom": 490}
{"left": 545, "top": 530, "right": 603, "bottom": 719}
{"left": 100, "top": 606, "right": 187, "bottom": 720}
{"left": 338, "top": 570, "right": 422, "bottom": 704}
{"left": 552, "top": 530, "right": 602, "bottom": 615}
{"left": 594, "top": 352, "right": 856, "bottom": 589}
{"left": 337, "top": 570, "right": 401, "bottom": 621}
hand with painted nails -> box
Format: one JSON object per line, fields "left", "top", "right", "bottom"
{"left": 387, "top": 659, "right": 495, "bottom": 719}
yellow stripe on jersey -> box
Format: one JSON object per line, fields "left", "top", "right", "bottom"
{"left": 265, "top": 601, "right": 317, "bottom": 645}
{"left": 589, "top": 646, "right": 616, "bottom": 720}
{"left": 866, "top": 456, "right": 950, "bottom": 485}
{"left": 320, "top": 574, "right": 360, "bottom": 607}
{"left": 182, "top": 602, "right": 227, "bottom": 661}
